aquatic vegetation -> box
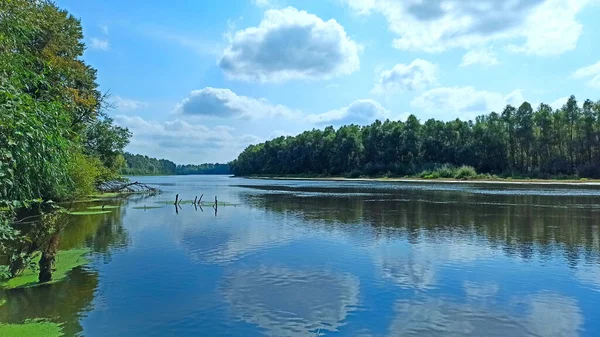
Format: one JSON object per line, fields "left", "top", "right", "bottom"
{"left": 86, "top": 192, "right": 122, "bottom": 199}
{"left": 153, "top": 200, "right": 238, "bottom": 206}
{"left": 0, "top": 249, "right": 90, "bottom": 289}
{"left": 0, "top": 319, "right": 64, "bottom": 337}
{"left": 86, "top": 205, "right": 120, "bottom": 210}
{"left": 67, "top": 211, "right": 113, "bottom": 216}
{"left": 132, "top": 205, "right": 164, "bottom": 210}
{"left": 0, "top": 298, "right": 6, "bottom": 307}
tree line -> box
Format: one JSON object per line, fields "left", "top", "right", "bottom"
{"left": 230, "top": 96, "right": 600, "bottom": 179}
{"left": 1, "top": 0, "right": 131, "bottom": 282}
{"left": 1, "top": 0, "right": 131, "bottom": 202}
{"left": 122, "top": 153, "right": 230, "bottom": 175}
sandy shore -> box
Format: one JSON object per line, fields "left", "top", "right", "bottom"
{"left": 242, "top": 176, "right": 600, "bottom": 186}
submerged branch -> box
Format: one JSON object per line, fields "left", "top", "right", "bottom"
{"left": 97, "top": 181, "right": 160, "bottom": 194}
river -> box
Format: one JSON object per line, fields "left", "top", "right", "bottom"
{"left": 2, "top": 175, "right": 600, "bottom": 336}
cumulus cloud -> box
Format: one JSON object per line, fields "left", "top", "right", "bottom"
{"left": 571, "top": 61, "right": 600, "bottom": 88}
{"left": 113, "top": 115, "right": 259, "bottom": 163}
{"left": 307, "top": 99, "right": 389, "bottom": 125}
{"left": 113, "top": 96, "right": 147, "bottom": 112}
{"left": 411, "top": 87, "right": 525, "bottom": 120}
{"left": 460, "top": 49, "right": 500, "bottom": 67}
{"left": 550, "top": 96, "right": 570, "bottom": 110}
{"left": 90, "top": 37, "right": 110, "bottom": 51}
{"left": 373, "top": 59, "right": 437, "bottom": 94}
{"left": 220, "top": 7, "right": 360, "bottom": 83}
{"left": 344, "top": 0, "right": 588, "bottom": 55}
{"left": 176, "top": 87, "right": 296, "bottom": 119}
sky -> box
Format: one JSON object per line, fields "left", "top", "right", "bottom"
{"left": 56, "top": 0, "right": 600, "bottom": 164}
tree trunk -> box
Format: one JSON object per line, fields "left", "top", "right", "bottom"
{"left": 39, "top": 234, "right": 60, "bottom": 283}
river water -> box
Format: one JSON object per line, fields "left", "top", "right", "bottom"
{"left": 2, "top": 175, "right": 600, "bottom": 336}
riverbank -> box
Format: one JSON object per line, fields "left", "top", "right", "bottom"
{"left": 242, "top": 176, "right": 600, "bottom": 186}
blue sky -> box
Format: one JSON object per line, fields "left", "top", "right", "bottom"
{"left": 57, "top": 0, "right": 600, "bottom": 164}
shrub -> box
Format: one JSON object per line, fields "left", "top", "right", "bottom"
{"left": 454, "top": 166, "right": 477, "bottom": 180}
{"left": 436, "top": 164, "right": 456, "bottom": 178}
{"left": 69, "top": 152, "right": 103, "bottom": 197}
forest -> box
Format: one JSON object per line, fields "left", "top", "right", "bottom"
{"left": 122, "top": 153, "right": 230, "bottom": 175}
{"left": 0, "top": 0, "right": 130, "bottom": 287}
{"left": 230, "top": 97, "right": 600, "bottom": 179}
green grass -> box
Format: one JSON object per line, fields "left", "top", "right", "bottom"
{"left": 0, "top": 319, "right": 63, "bottom": 337}
{"left": 86, "top": 205, "right": 119, "bottom": 210}
{"left": 0, "top": 249, "right": 90, "bottom": 289}
{"left": 67, "top": 210, "right": 113, "bottom": 215}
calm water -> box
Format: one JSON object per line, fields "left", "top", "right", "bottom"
{"left": 2, "top": 175, "right": 600, "bottom": 336}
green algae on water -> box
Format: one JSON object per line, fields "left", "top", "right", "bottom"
{"left": 86, "top": 192, "right": 122, "bottom": 198}
{"left": 0, "top": 319, "right": 64, "bottom": 337}
{"left": 132, "top": 205, "right": 163, "bottom": 209}
{"left": 67, "top": 210, "right": 112, "bottom": 215}
{"left": 0, "top": 249, "right": 90, "bottom": 289}
{"left": 86, "top": 205, "right": 120, "bottom": 210}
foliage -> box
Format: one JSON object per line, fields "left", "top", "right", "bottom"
{"left": 231, "top": 97, "right": 600, "bottom": 179}
{"left": 0, "top": 319, "right": 64, "bottom": 337}
{"left": 0, "top": 0, "right": 130, "bottom": 202}
{"left": 122, "top": 152, "right": 230, "bottom": 175}
{"left": 68, "top": 152, "right": 102, "bottom": 197}
{"left": 454, "top": 166, "right": 478, "bottom": 180}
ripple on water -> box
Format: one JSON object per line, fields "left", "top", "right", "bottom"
{"left": 220, "top": 266, "right": 360, "bottom": 337}
{"left": 387, "top": 291, "right": 583, "bottom": 337}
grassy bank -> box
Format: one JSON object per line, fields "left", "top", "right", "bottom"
{"left": 241, "top": 165, "right": 600, "bottom": 185}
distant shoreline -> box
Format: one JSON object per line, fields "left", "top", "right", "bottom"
{"left": 241, "top": 176, "right": 600, "bottom": 186}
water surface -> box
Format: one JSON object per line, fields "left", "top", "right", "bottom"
{"left": 2, "top": 175, "right": 600, "bottom": 336}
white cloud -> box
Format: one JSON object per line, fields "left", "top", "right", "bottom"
{"left": 571, "top": 61, "right": 600, "bottom": 88}
{"left": 220, "top": 7, "right": 360, "bottom": 83}
{"left": 508, "top": 0, "right": 588, "bottom": 56}
{"left": 176, "top": 87, "right": 297, "bottom": 119}
{"left": 114, "top": 115, "right": 257, "bottom": 163}
{"left": 307, "top": 99, "right": 389, "bottom": 125}
{"left": 90, "top": 37, "right": 110, "bottom": 51}
{"left": 550, "top": 96, "right": 570, "bottom": 110}
{"left": 344, "top": 0, "right": 588, "bottom": 55}
{"left": 373, "top": 59, "right": 437, "bottom": 94}
{"left": 113, "top": 96, "right": 147, "bottom": 112}
{"left": 460, "top": 49, "right": 500, "bottom": 67}
{"left": 411, "top": 87, "right": 525, "bottom": 120}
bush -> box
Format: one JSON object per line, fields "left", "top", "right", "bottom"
{"left": 436, "top": 164, "right": 456, "bottom": 178}
{"left": 69, "top": 152, "right": 103, "bottom": 197}
{"left": 454, "top": 166, "right": 477, "bottom": 180}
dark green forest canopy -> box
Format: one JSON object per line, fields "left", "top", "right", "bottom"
{"left": 122, "top": 153, "right": 230, "bottom": 175}
{"left": 230, "top": 96, "right": 600, "bottom": 179}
